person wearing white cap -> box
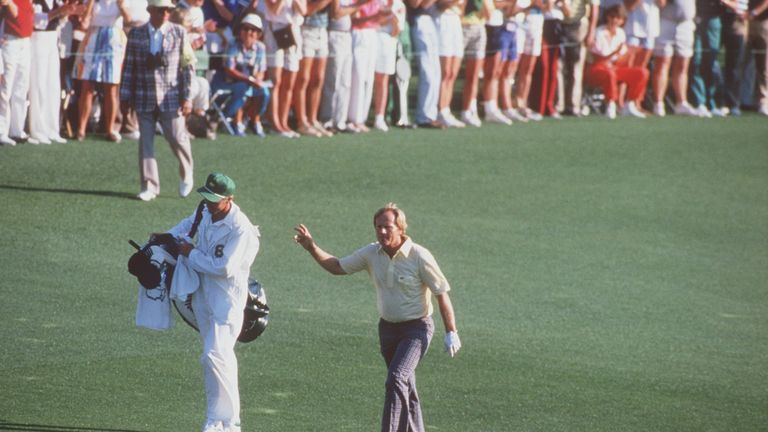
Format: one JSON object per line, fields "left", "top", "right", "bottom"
{"left": 210, "top": 14, "right": 270, "bottom": 136}
{"left": 120, "top": 0, "right": 195, "bottom": 201}
{"left": 168, "top": 172, "right": 261, "bottom": 432}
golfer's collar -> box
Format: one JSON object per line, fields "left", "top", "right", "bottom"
{"left": 378, "top": 236, "right": 413, "bottom": 258}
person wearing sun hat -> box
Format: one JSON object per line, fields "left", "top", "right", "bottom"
{"left": 121, "top": 0, "right": 196, "bottom": 201}
{"left": 167, "top": 172, "right": 261, "bottom": 432}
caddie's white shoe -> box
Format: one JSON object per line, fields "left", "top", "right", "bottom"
{"left": 202, "top": 420, "right": 223, "bottom": 432}
{"left": 137, "top": 190, "right": 157, "bottom": 202}
{"left": 49, "top": 135, "right": 68, "bottom": 144}
{"left": 223, "top": 421, "right": 241, "bottom": 432}
{"left": 653, "top": 102, "right": 666, "bottom": 117}
{"left": 0, "top": 135, "right": 16, "bottom": 146}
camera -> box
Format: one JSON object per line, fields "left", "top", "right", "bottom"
{"left": 146, "top": 52, "right": 168, "bottom": 69}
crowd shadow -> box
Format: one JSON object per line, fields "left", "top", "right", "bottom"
{"left": 0, "top": 184, "right": 136, "bottom": 200}
{"left": 0, "top": 421, "right": 146, "bottom": 432}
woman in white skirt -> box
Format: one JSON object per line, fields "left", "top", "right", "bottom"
{"left": 30, "top": 0, "right": 83, "bottom": 144}
{"left": 73, "top": 0, "right": 131, "bottom": 141}
{"left": 262, "top": 0, "right": 306, "bottom": 138}
{"left": 436, "top": 0, "right": 466, "bottom": 127}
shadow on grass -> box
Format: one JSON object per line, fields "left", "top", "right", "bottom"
{"left": 0, "top": 422, "right": 146, "bottom": 432}
{"left": 0, "top": 184, "right": 136, "bottom": 200}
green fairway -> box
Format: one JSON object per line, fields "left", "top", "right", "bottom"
{"left": 1, "top": 116, "right": 767, "bottom": 431}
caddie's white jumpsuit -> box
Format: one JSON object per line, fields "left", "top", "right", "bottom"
{"left": 168, "top": 202, "right": 260, "bottom": 428}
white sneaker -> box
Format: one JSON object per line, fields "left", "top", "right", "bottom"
{"left": 673, "top": 102, "right": 698, "bottom": 116}
{"left": 621, "top": 101, "right": 646, "bottom": 118}
{"left": 653, "top": 102, "right": 666, "bottom": 117}
{"left": 179, "top": 179, "right": 193, "bottom": 197}
{"left": 49, "top": 135, "right": 68, "bottom": 144}
{"left": 484, "top": 107, "right": 513, "bottom": 125}
{"left": 252, "top": 121, "right": 266, "bottom": 137}
{"left": 606, "top": 101, "right": 617, "bottom": 119}
{"left": 503, "top": 109, "right": 528, "bottom": 123}
{"left": 374, "top": 116, "right": 389, "bottom": 132}
{"left": 30, "top": 134, "right": 52, "bottom": 144}
{"left": 758, "top": 105, "right": 768, "bottom": 116}
{"left": 0, "top": 135, "right": 16, "bottom": 146}
{"left": 695, "top": 105, "right": 712, "bottom": 118}
{"left": 223, "top": 421, "right": 241, "bottom": 432}
{"left": 137, "top": 190, "right": 157, "bottom": 201}
{"left": 711, "top": 107, "right": 728, "bottom": 117}
{"left": 202, "top": 420, "right": 224, "bottom": 432}
{"left": 460, "top": 110, "right": 482, "bottom": 127}
{"left": 522, "top": 108, "right": 543, "bottom": 121}
{"left": 441, "top": 110, "right": 466, "bottom": 128}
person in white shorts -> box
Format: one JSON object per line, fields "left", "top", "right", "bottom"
{"left": 261, "top": 0, "right": 306, "bottom": 138}
{"left": 513, "top": 0, "right": 544, "bottom": 121}
{"left": 617, "top": 0, "right": 662, "bottom": 108}
{"left": 459, "top": 0, "right": 493, "bottom": 126}
{"left": 373, "top": 0, "right": 406, "bottom": 131}
{"left": 294, "top": 0, "right": 334, "bottom": 137}
{"left": 436, "top": 0, "right": 467, "bottom": 127}
{"left": 650, "top": 0, "right": 697, "bottom": 116}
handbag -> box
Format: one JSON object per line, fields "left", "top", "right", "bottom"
{"left": 271, "top": 23, "right": 296, "bottom": 50}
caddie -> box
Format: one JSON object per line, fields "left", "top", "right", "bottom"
{"left": 166, "top": 172, "right": 260, "bottom": 432}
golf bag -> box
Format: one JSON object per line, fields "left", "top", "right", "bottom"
{"left": 128, "top": 205, "right": 269, "bottom": 341}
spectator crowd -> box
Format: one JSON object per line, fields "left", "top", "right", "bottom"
{"left": 1, "top": 0, "right": 767, "bottom": 147}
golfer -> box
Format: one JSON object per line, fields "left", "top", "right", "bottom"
{"left": 293, "top": 202, "right": 461, "bottom": 432}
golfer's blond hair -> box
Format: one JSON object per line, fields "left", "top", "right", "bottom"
{"left": 373, "top": 202, "right": 408, "bottom": 234}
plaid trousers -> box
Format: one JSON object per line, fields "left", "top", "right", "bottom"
{"left": 379, "top": 317, "right": 434, "bottom": 432}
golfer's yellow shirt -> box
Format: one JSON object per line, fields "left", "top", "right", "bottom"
{"left": 339, "top": 237, "right": 450, "bottom": 323}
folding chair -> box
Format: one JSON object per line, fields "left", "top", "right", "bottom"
{"left": 209, "top": 88, "right": 236, "bottom": 136}
{"left": 580, "top": 86, "right": 605, "bottom": 116}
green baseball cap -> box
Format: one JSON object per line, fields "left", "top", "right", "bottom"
{"left": 198, "top": 173, "right": 236, "bottom": 202}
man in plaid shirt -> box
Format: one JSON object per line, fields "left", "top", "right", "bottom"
{"left": 120, "top": 0, "right": 196, "bottom": 202}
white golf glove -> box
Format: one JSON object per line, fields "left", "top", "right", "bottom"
{"left": 444, "top": 331, "right": 461, "bottom": 357}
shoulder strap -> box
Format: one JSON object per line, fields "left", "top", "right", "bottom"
{"left": 188, "top": 200, "right": 206, "bottom": 239}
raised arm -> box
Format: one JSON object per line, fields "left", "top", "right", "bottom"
{"left": 294, "top": 224, "right": 347, "bottom": 275}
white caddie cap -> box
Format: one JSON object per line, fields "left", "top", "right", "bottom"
{"left": 240, "top": 14, "right": 263, "bottom": 31}
{"left": 147, "top": 0, "right": 174, "bottom": 8}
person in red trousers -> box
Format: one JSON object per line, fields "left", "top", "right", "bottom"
{"left": 584, "top": 4, "right": 648, "bottom": 119}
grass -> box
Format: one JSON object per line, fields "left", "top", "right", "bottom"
{"left": 1, "top": 114, "right": 767, "bottom": 431}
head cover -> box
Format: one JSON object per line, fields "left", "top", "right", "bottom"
{"left": 240, "top": 14, "right": 263, "bottom": 31}
{"left": 147, "top": 0, "right": 175, "bottom": 8}
{"left": 198, "top": 172, "right": 236, "bottom": 202}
